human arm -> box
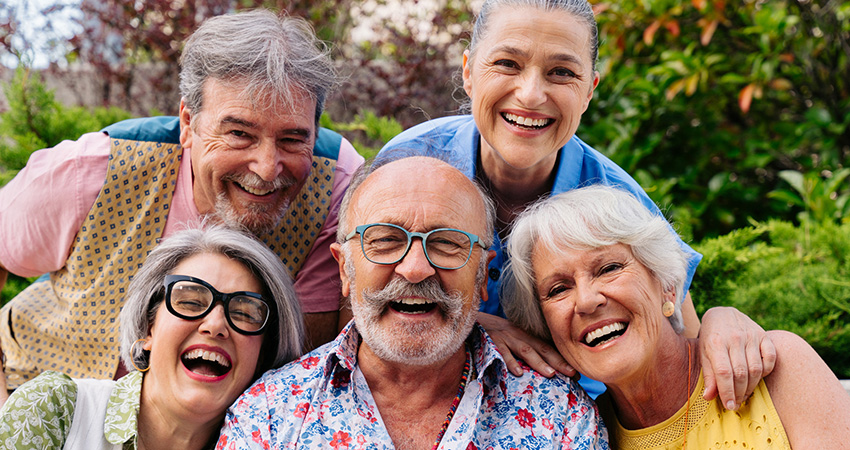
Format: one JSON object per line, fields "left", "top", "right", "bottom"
{"left": 478, "top": 312, "right": 576, "bottom": 378}
{"left": 697, "top": 304, "right": 777, "bottom": 411}
{"left": 764, "top": 330, "right": 850, "bottom": 448}
{"left": 0, "top": 371, "right": 77, "bottom": 448}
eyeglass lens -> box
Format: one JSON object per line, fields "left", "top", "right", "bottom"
{"left": 361, "top": 224, "right": 473, "bottom": 269}
{"left": 169, "top": 280, "right": 269, "bottom": 333}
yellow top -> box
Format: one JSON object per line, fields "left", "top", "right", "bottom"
{"left": 599, "top": 372, "right": 791, "bottom": 450}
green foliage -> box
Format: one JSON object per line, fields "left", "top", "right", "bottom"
{"left": 321, "top": 110, "right": 404, "bottom": 160}
{"left": 692, "top": 220, "right": 850, "bottom": 377}
{"left": 1, "top": 275, "right": 36, "bottom": 307}
{"left": 0, "top": 67, "right": 133, "bottom": 187}
{"left": 768, "top": 169, "right": 850, "bottom": 224}
{"left": 581, "top": 0, "right": 850, "bottom": 239}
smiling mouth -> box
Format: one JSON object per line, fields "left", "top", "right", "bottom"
{"left": 181, "top": 349, "right": 232, "bottom": 377}
{"left": 583, "top": 322, "right": 627, "bottom": 347}
{"left": 236, "top": 182, "right": 276, "bottom": 197}
{"left": 389, "top": 297, "right": 438, "bottom": 315}
{"left": 502, "top": 113, "right": 554, "bottom": 129}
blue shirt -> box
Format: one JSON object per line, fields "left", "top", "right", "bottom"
{"left": 217, "top": 322, "right": 610, "bottom": 450}
{"left": 380, "top": 116, "right": 702, "bottom": 397}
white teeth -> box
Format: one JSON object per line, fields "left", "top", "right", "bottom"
{"left": 183, "top": 349, "right": 231, "bottom": 367}
{"left": 584, "top": 322, "right": 625, "bottom": 345}
{"left": 504, "top": 113, "right": 550, "bottom": 128}
{"left": 396, "top": 298, "right": 432, "bottom": 305}
{"left": 239, "top": 183, "right": 274, "bottom": 196}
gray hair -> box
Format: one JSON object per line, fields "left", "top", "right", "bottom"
{"left": 119, "top": 224, "right": 305, "bottom": 375}
{"left": 335, "top": 155, "right": 496, "bottom": 250}
{"left": 468, "top": 0, "right": 599, "bottom": 73}
{"left": 179, "top": 9, "right": 337, "bottom": 124}
{"left": 502, "top": 185, "right": 688, "bottom": 340}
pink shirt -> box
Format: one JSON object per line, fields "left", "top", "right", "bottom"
{"left": 0, "top": 131, "right": 363, "bottom": 313}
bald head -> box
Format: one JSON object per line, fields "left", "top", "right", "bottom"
{"left": 337, "top": 157, "right": 495, "bottom": 247}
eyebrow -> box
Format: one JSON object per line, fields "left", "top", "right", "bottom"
{"left": 492, "top": 44, "right": 585, "bottom": 67}
{"left": 220, "top": 116, "right": 313, "bottom": 138}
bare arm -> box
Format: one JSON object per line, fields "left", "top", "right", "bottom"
{"left": 698, "top": 304, "right": 777, "bottom": 411}
{"left": 765, "top": 330, "right": 850, "bottom": 448}
{"left": 477, "top": 312, "right": 576, "bottom": 378}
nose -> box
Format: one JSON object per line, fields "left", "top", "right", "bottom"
{"left": 574, "top": 279, "right": 606, "bottom": 315}
{"left": 515, "top": 71, "right": 548, "bottom": 108}
{"left": 198, "top": 304, "right": 231, "bottom": 339}
{"left": 394, "top": 238, "right": 437, "bottom": 284}
{"left": 248, "top": 139, "right": 283, "bottom": 182}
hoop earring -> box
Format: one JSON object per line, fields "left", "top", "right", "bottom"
{"left": 130, "top": 338, "right": 151, "bottom": 373}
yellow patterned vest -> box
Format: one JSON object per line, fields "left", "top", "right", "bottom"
{"left": 0, "top": 117, "right": 340, "bottom": 388}
{"left": 599, "top": 372, "right": 792, "bottom": 450}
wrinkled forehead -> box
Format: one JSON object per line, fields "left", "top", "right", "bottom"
{"left": 351, "top": 157, "right": 487, "bottom": 233}
{"left": 200, "top": 76, "right": 316, "bottom": 118}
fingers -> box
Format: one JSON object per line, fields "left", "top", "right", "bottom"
{"left": 701, "top": 331, "right": 740, "bottom": 410}
{"left": 760, "top": 336, "right": 777, "bottom": 377}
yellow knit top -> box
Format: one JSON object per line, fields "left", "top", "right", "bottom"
{"left": 599, "top": 372, "right": 791, "bottom": 450}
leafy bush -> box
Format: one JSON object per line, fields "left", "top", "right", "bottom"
{"left": 580, "top": 0, "right": 849, "bottom": 240}
{"left": 320, "top": 110, "right": 403, "bottom": 160}
{"left": 0, "top": 67, "right": 133, "bottom": 186}
{"left": 692, "top": 220, "right": 850, "bottom": 377}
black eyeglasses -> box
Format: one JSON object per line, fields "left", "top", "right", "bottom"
{"left": 344, "top": 223, "right": 487, "bottom": 270}
{"left": 163, "top": 275, "right": 271, "bottom": 335}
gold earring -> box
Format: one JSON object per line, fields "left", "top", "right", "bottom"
{"left": 130, "top": 338, "right": 151, "bottom": 373}
{"left": 662, "top": 300, "right": 675, "bottom": 318}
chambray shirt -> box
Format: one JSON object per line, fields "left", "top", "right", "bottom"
{"left": 217, "top": 322, "right": 610, "bottom": 449}
{"left": 379, "top": 115, "right": 703, "bottom": 319}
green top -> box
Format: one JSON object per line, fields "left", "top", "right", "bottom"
{"left": 0, "top": 370, "right": 142, "bottom": 449}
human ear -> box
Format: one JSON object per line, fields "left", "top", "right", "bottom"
{"left": 330, "top": 243, "right": 351, "bottom": 298}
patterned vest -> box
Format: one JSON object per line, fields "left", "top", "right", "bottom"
{"left": 0, "top": 117, "right": 340, "bottom": 388}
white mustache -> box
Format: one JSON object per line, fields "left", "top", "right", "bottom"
{"left": 361, "top": 277, "right": 463, "bottom": 317}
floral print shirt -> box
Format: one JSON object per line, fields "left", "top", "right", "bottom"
{"left": 0, "top": 370, "right": 142, "bottom": 449}
{"left": 217, "top": 323, "right": 610, "bottom": 449}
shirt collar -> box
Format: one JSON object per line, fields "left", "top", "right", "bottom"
{"left": 104, "top": 370, "right": 143, "bottom": 445}
{"left": 329, "top": 320, "right": 509, "bottom": 387}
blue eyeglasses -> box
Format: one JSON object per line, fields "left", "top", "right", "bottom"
{"left": 345, "top": 223, "right": 487, "bottom": 270}
{"left": 163, "top": 275, "right": 272, "bottom": 335}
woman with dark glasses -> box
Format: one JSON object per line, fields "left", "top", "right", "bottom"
{"left": 0, "top": 224, "right": 304, "bottom": 450}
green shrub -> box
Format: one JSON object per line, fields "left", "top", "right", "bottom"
{"left": 0, "top": 67, "right": 133, "bottom": 187}
{"left": 320, "top": 110, "right": 403, "bottom": 160}
{"left": 692, "top": 220, "right": 850, "bottom": 377}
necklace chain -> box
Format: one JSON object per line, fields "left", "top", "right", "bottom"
{"left": 431, "top": 347, "right": 472, "bottom": 450}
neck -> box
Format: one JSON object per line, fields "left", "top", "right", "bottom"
{"left": 605, "top": 337, "right": 699, "bottom": 430}
{"left": 358, "top": 343, "right": 469, "bottom": 450}
{"left": 137, "top": 380, "right": 222, "bottom": 450}
{"left": 477, "top": 144, "right": 557, "bottom": 233}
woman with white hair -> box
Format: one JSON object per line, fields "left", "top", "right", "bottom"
{"left": 0, "top": 224, "right": 304, "bottom": 449}
{"left": 503, "top": 185, "right": 850, "bottom": 449}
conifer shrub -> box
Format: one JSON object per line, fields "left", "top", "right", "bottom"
{"left": 692, "top": 220, "right": 850, "bottom": 377}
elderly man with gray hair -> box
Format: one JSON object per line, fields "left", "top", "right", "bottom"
{"left": 217, "top": 156, "right": 609, "bottom": 449}
{"left": 0, "top": 9, "right": 363, "bottom": 401}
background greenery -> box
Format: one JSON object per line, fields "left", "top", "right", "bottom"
{"left": 0, "top": 0, "right": 847, "bottom": 376}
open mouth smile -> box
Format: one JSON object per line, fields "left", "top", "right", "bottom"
{"left": 236, "top": 182, "right": 277, "bottom": 197}
{"left": 502, "top": 113, "right": 554, "bottom": 130}
{"left": 389, "top": 297, "right": 438, "bottom": 315}
{"left": 582, "top": 322, "right": 627, "bottom": 347}
{"left": 181, "top": 348, "right": 232, "bottom": 378}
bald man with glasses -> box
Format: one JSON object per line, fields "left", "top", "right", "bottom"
{"left": 217, "top": 156, "right": 609, "bottom": 450}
